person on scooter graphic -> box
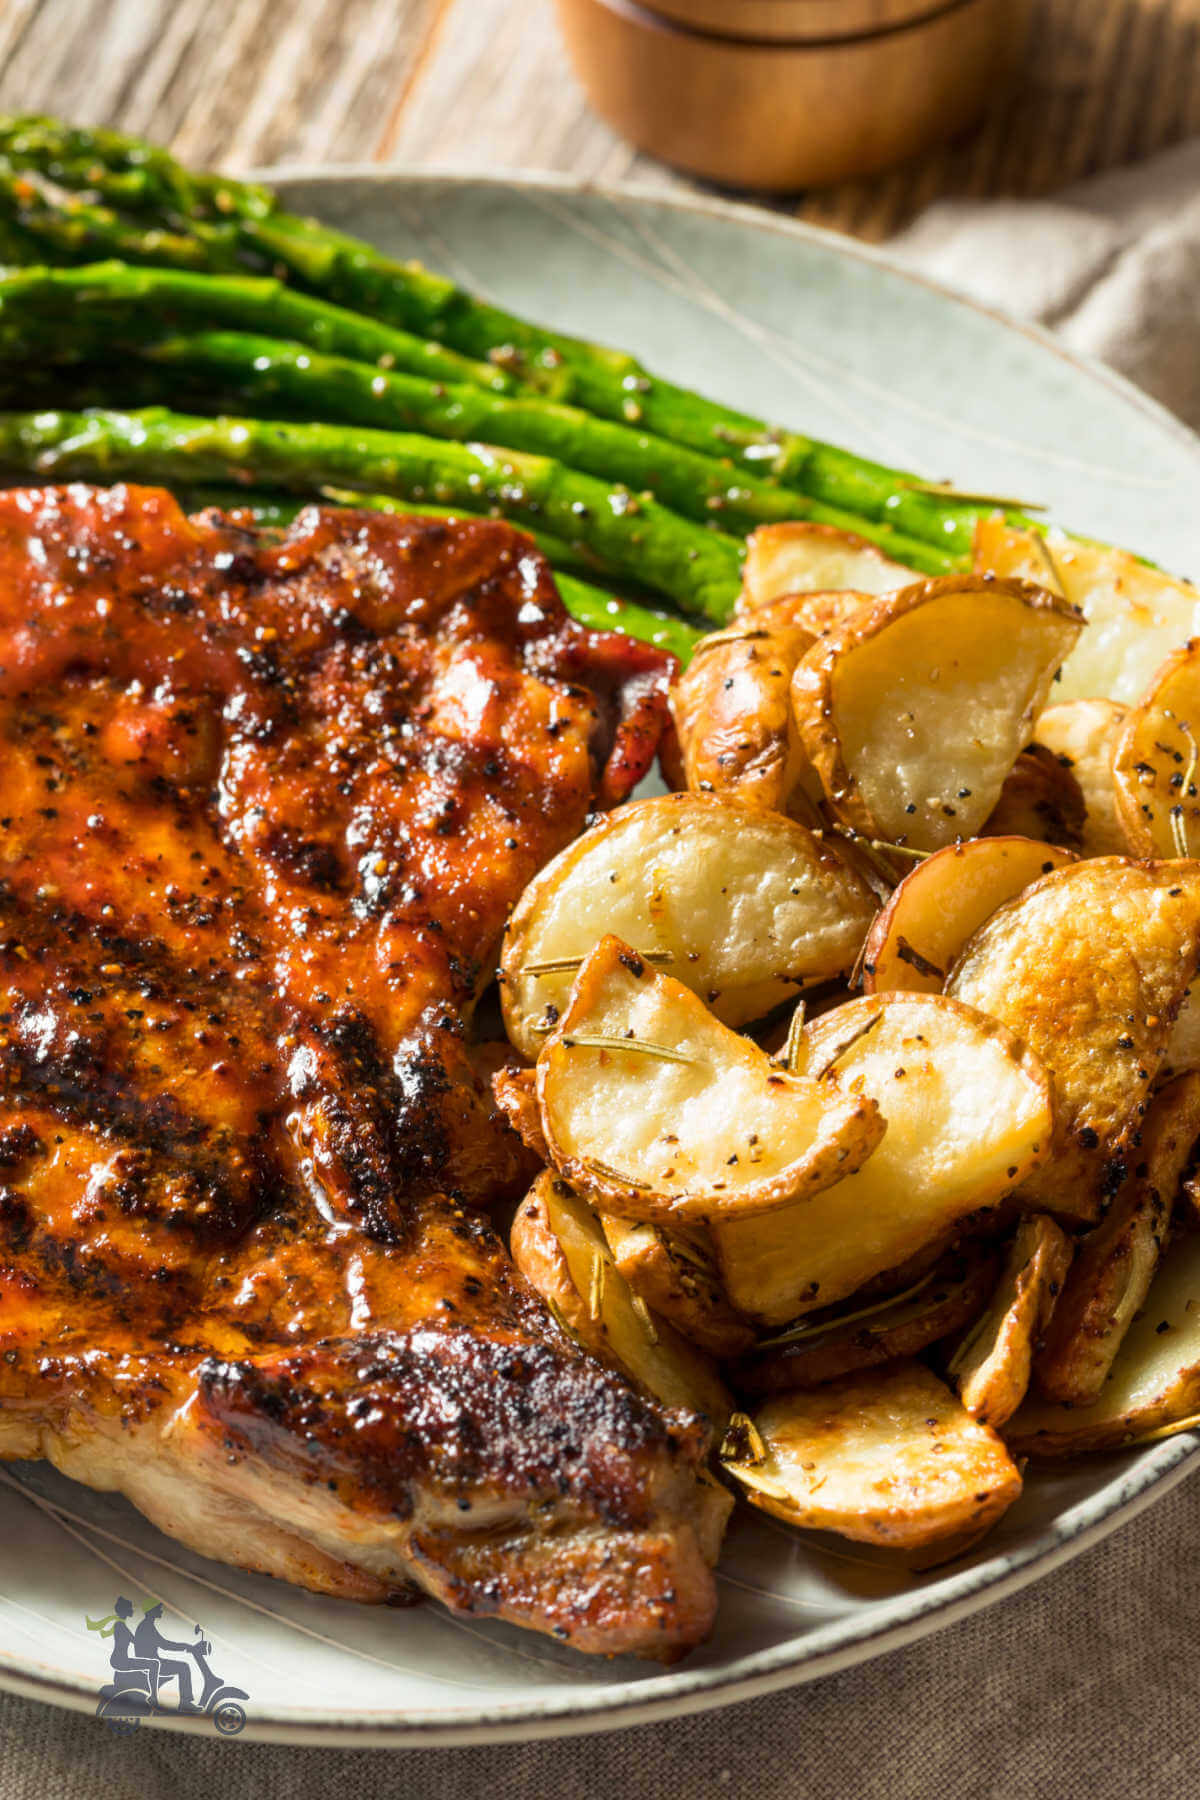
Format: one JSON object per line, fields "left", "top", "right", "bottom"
{"left": 133, "top": 1602, "right": 200, "bottom": 1713}
{"left": 87, "top": 1596, "right": 248, "bottom": 1733}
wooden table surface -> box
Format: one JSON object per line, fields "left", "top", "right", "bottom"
{"left": 0, "top": 0, "right": 1196, "bottom": 239}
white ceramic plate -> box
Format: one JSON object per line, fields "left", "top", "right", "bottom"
{"left": 3, "top": 170, "right": 1199, "bottom": 1747}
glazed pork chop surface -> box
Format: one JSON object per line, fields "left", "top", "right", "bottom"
{"left": 0, "top": 484, "right": 725, "bottom": 1659}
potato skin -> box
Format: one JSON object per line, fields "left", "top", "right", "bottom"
{"left": 1035, "top": 1072, "right": 1200, "bottom": 1405}
{"left": 953, "top": 1215, "right": 1073, "bottom": 1427}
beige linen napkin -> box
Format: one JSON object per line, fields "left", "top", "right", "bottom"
{"left": 889, "top": 138, "right": 1200, "bottom": 432}
{"left": 2, "top": 142, "right": 1199, "bottom": 1798}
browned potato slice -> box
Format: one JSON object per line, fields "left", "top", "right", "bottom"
{"left": 1033, "top": 699, "right": 1130, "bottom": 857}
{"left": 600, "top": 1216, "right": 755, "bottom": 1358}
{"left": 1035, "top": 1072, "right": 1200, "bottom": 1404}
{"left": 949, "top": 1215, "right": 1073, "bottom": 1426}
{"left": 711, "top": 992, "right": 1053, "bottom": 1324}
{"left": 974, "top": 517, "right": 1200, "bottom": 704}
{"left": 737, "top": 522, "right": 919, "bottom": 616}
{"left": 734, "top": 1247, "right": 998, "bottom": 1396}
{"left": 491, "top": 1064, "right": 548, "bottom": 1159}
{"left": 947, "top": 858, "right": 1200, "bottom": 1222}
{"left": 723, "top": 1362, "right": 1022, "bottom": 1550}
{"left": 538, "top": 935, "right": 883, "bottom": 1224}
{"left": 1112, "top": 640, "right": 1200, "bottom": 858}
{"left": 981, "top": 745, "right": 1085, "bottom": 851}
{"left": 669, "top": 606, "right": 820, "bottom": 817}
{"left": 1006, "top": 1227, "right": 1200, "bottom": 1455}
{"left": 500, "top": 793, "right": 877, "bottom": 1059}
{"left": 791, "top": 576, "right": 1083, "bottom": 852}
{"left": 510, "top": 1169, "right": 733, "bottom": 1430}
{"left": 863, "top": 835, "right": 1075, "bottom": 996}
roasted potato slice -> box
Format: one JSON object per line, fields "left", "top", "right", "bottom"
{"left": 981, "top": 745, "right": 1085, "bottom": 851}
{"left": 1035, "top": 1072, "right": 1200, "bottom": 1404}
{"left": 974, "top": 517, "right": 1200, "bottom": 704}
{"left": 712, "top": 992, "right": 1053, "bottom": 1324}
{"left": 723, "top": 1362, "right": 1022, "bottom": 1550}
{"left": 947, "top": 858, "right": 1200, "bottom": 1221}
{"left": 791, "top": 576, "right": 1083, "bottom": 852}
{"left": 669, "top": 606, "right": 821, "bottom": 817}
{"left": 1032, "top": 698, "right": 1130, "bottom": 858}
{"left": 537, "top": 936, "right": 883, "bottom": 1223}
{"left": 510, "top": 1169, "right": 733, "bottom": 1430}
{"left": 737, "top": 522, "right": 919, "bottom": 616}
{"left": 863, "top": 835, "right": 1075, "bottom": 996}
{"left": 1112, "top": 639, "right": 1200, "bottom": 858}
{"left": 501, "top": 794, "right": 877, "bottom": 1058}
{"left": 491, "top": 1064, "right": 548, "bottom": 1159}
{"left": 600, "top": 1215, "right": 755, "bottom": 1358}
{"left": 948, "top": 1215, "right": 1073, "bottom": 1426}
{"left": 1006, "top": 1227, "right": 1200, "bottom": 1456}
{"left": 734, "top": 1247, "right": 998, "bottom": 1397}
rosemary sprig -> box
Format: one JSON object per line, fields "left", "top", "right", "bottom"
{"left": 581, "top": 1155, "right": 653, "bottom": 1192}
{"left": 815, "top": 1010, "right": 884, "bottom": 1080}
{"left": 778, "top": 999, "right": 808, "bottom": 1076}
{"left": 629, "top": 1291, "right": 659, "bottom": 1343}
{"left": 520, "top": 949, "right": 673, "bottom": 977}
{"left": 561, "top": 1033, "right": 701, "bottom": 1065}
{"left": 755, "top": 1267, "right": 940, "bottom": 1350}
{"left": 901, "top": 478, "right": 1046, "bottom": 513}
{"left": 720, "top": 1410, "right": 768, "bottom": 1466}
{"left": 587, "top": 1248, "right": 607, "bottom": 1322}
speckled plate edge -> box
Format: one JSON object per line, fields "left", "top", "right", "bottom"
{"left": 1, "top": 165, "right": 1196, "bottom": 1746}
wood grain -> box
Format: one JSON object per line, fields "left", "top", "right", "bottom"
{"left": 0, "top": 0, "right": 1194, "bottom": 238}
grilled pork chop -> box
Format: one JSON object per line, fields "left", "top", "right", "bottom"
{"left": 0, "top": 485, "right": 727, "bottom": 1659}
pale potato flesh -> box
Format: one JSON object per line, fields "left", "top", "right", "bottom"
{"left": 737, "top": 522, "right": 918, "bottom": 616}
{"left": 864, "top": 835, "right": 1075, "bottom": 997}
{"left": 501, "top": 794, "right": 877, "bottom": 1059}
{"left": 1033, "top": 699, "right": 1130, "bottom": 857}
{"left": 792, "top": 577, "right": 1083, "bottom": 852}
{"left": 947, "top": 858, "right": 1200, "bottom": 1221}
{"left": 537, "top": 936, "right": 883, "bottom": 1223}
{"left": 974, "top": 517, "right": 1200, "bottom": 705}
{"left": 711, "top": 992, "right": 1053, "bottom": 1325}
{"left": 1035, "top": 1071, "right": 1200, "bottom": 1405}
{"left": 950, "top": 1215, "right": 1073, "bottom": 1426}
{"left": 1112, "top": 639, "right": 1200, "bottom": 858}
{"left": 510, "top": 1170, "right": 734, "bottom": 1431}
{"left": 727, "top": 1362, "right": 1023, "bottom": 1550}
{"left": 1006, "top": 1227, "right": 1200, "bottom": 1456}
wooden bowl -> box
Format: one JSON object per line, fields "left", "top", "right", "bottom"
{"left": 642, "top": 0, "right": 961, "bottom": 40}
{"left": 553, "top": 0, "right": 1031, "bottom": 191}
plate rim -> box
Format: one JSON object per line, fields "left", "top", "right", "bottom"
{"left": 5, "top": 163, "right": 1199, "bottom": 1747}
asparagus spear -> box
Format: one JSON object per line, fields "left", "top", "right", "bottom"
{"left": 92, "top": 325, "right": 947, "bottom": 566}
{"left": 0, "top": 118, "right": 997, "bottom": 555}
{"left": 0, "top": 262, "right": 516, "bottom": 392}
{"left": 0, "top": 407, "right": 745, "bottom": 621}
{"left": 180, "top": 483, "right": 700, "bottom": 660}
